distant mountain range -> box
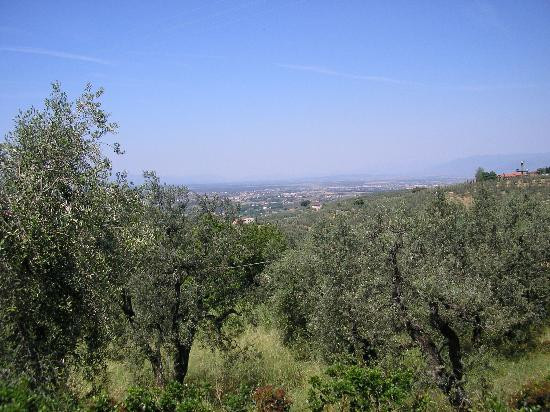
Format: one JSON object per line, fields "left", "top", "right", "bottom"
{"left": 121, "top": 153, "right": 550, "bottom": 186}
{"left": 420, "top": 153, "right": 550, "bottom": 178}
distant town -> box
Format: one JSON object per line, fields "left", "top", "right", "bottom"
{"left": 189, "top": 176, "right": 464, "bottom": 218}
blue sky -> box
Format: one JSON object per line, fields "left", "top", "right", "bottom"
{"left": 1, "top": 0, "right": 550, "bottom": 181}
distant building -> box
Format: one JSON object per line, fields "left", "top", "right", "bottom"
{"left": 311, "top": 204, "right": 322, "bottom": 211}
{"left": 233, "top": 216, "right": 255, "bottom": 225}
{"left": 499, "top": 171, "right": 526, "bottom": 178}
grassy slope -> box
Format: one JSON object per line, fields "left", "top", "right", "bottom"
{"left": 485, "top": 328, "right": 550, "bottom": 406}
{"left": 187, "top": 327, "right": 324, "bottom": 410}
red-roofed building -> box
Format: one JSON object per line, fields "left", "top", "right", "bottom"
{"left": 499, "top": 171, "right": 525, "bottom": 178}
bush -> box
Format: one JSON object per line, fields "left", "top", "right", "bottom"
{"left": 509, "top": 375, "right": 550, "bottom": 411}
{"left": 124, "top": 382, "right": 212, "bottom": 412}
{"left": 0, "top": 380, "right": 76, "bottom": 412}
{"left": 482, "top": 396, "right": 508, "bottom": 412}
{"left": 475, "top": 167, "right": 498, "bottom": 181}
{"left": 174, "top": 397, "right": 210, "bottom": 412}
{"left": 0, "top": 381, "right": 40, "bottom": 411}
{"left": 158, "top": 382, "right": 185, "bottom": 412}
{"left": 222, "top": 383, "right": 254, "bottom": 412}
{"left": 252, "top": 386, "right": 291, "bottom": 412}
{"left": 124, "top": 387, "right": 158, "bottom": 411}
{"left": 160, "top": 381, "right": 211, "bottom": 412}
{"left": 307, "top": 364, "right": 426, "bottom": 412}
{"left": 87, "top": 392, "right": 117, "bottom": 412}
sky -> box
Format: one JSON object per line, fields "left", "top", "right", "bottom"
{"left": 1, "top": 0, "right": 550, "bottom": 182}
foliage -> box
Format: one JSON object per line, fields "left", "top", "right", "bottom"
{"left": 509, "top": 375, "right": 550, "bottom": 411}
{"left": 475, "top": 167, "right": 498, "bottom": 181}
{"left": 123, "top": 382, "right": 212, "bottom": 412}
{"left": 186, "top": 326, "right": 324, "bottom": 411}
{"left": 86, "top": 392, "right": 117, "bottom": 412}
{"left": 125, "top": 387, "right": 158, "bottom": 411}
{"left": 221, "top": 383, "right": 253, "bottom": 412}
{"left": 160, "top": 381, "right": 211, "bottom": 412}
{"left": 118, "top": 173, "right": 287, "bottom": 384}
{"left": 307, "top": 364, "right": 424, "bottom": 411}
{"left": 0, "top": 380, "right": 77, "bottom": 411}
{"left": 0, "top": 83, "right": 122, "bottom": 387}
{"left": 252, "top": 386, "right": 291, "bottom": 412}
{"left": 158, "top": 382, "right": 187, "bottom": 412}
{"left": 268, "top": 185, "right": 550, "bottom": 409}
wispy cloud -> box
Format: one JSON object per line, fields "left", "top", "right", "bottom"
{"left": 277, "top": 63, "right": 422, "bottom": 86}
{"left": 0, "top": 46, "right": 112, "bottom": 65}
{"left": 452, "top": 82, "right": 546, "bottom": 92}
{"left": 128, "top": 50, "right": 224, "bottom": 60}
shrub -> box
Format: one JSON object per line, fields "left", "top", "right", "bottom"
{"left": 158, "top": 381, "right": 211, "bottom": 412}
{"left": 252, "top": 386, "right": 292, "bottom": 412}
{"left": 0, "top": 381, "right": 40, "bottom": 411}
{"left": 307, "top": 364, "right": 425, "bottom": 411}
{"left": 0, "top": 380, "right": 76, "bottom": 412}
{"left": 158, "top": 382, "right": 185, "bottom": 412}
{"left": 124, "top": 387, "right": 158, "bottom": 411}
{"left": 482, "top": 396, "right": 508, "bottom": 412}
{"left": 222, "top": 383, "right": 253, "bottom": 412}
{"left": 123, "top": 382, "right": 212, "bottom": 412}
{"left": 174, "top": 397, "right": 210, "bottom": 412}
{"left": 87, "top": 392, "right": 117, "bottom": 412}
{"left": 475, "top": 167, "right": 498, "bottom": 182}
{"left": 509, "top": 375, "right": 550, "bottom": 411}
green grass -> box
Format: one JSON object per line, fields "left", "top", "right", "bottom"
{"left": 487, "top": 329, "right": 550, "bottom": 404}
{"left": 93, "top": 327, "right": 323, "bottom": 410}
{"left": 187, "top": 326, "right": 324, "bottom": 411}
{"left": 85, "top": 326, "right": 550, "bottom": 411}
{"left": 460, "top": 327, "right": 550, "bottom": 410}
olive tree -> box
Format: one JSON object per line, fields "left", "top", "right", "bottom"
{"left": 268, "top": 188, "right": 550, "bottom": 410}
{"left": 269, "top": 212, "right": 384, "bottom": 361}
{"left": 120, "top": 174, "right": 286, "bottom": 385}
{"left": 389, "top": 189, "right": 550, "bottom": 409}
{"left": 0, "top": 84, "right": 122, "bottom": 386}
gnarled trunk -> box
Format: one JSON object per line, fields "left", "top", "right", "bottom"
{"left": 389, "top": 241, "right": 471, "bottom": 411}
{"left": 429, "top": 302, "right": 470, "bottom": 411}
{"left": 121, "top": 288, "right": 165, "bottom": 386}
{"left": 173, "top": 341, "right": 192, "bottom": 383}
{"left": 148, "top": 349, "right": 165, "bottom": 387}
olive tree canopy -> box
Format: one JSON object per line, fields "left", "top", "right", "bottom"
{"left": 0, "top": 84, "right": 122, "bottom": 386}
